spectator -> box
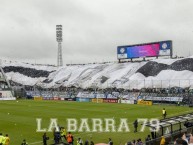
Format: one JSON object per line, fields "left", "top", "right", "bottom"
{"left": 182, "top": 133, "right": 190, "bottom": 144}
{"left": 184, "top": 121, "right": 193, "bottom": 128}
{"left": 145, "top": 134, "right": 151, "bottom": 142}
{"left": 174, "top": 138, "right": 188, "bottom": 145}
{"left": 126, "top": 141, "right": 132, "bottom": 145}
{"left": 160, "top": 136, "right": 165, "bottom": 145}
{"left": 189, "top": 134, "right": 193, "bottom": 145}
{"left": 136, "top": 138, "right": 143, "bottom": 145}
{"left": 132, "top": 139, "right": 136, "bottom": 145}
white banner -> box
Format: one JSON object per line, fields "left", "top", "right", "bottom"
{"left": 144, "top": 96, "right": 183, "bottom": 102}
{"left": 121, "top": 100, "right": 134, "bottom": 104}
{"left": 0, "top": 91, "right": 13, "bottom": 98}
{"left": 0, "top": 98, "right": 16, "bottom": 100}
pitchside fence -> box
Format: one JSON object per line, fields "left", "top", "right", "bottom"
{"left": 99, "top": 79, "right": 193, "bottom": 90}
{"left": 25, "top": 79, "right": 193, "bottom": 90}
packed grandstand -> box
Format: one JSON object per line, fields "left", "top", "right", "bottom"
{"left": 1, "top": 56, "right": 193, "bottom": 103}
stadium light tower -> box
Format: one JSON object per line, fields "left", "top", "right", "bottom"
{"left": 56, "top": 25, "right": 63, "bottom": 67}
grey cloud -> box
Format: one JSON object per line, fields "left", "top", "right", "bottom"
{"left": 0, "top": 0, "right": 193, "bottom": 65}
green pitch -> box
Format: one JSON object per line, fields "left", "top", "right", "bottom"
{"left": 0, "top": 100, "right": 192, "bottom": 145}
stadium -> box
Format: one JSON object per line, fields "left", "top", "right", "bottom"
{"left": 1, "top": 39, "right": 193, "bottom": 145}
{"left": 1, "top": 1, "right": 193, "bottom": 145}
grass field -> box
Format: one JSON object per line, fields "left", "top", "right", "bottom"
{"left": 0, "top": 100, "right": 193, "bottom": 145}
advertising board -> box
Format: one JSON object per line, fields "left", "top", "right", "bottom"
{"left": 34, "top": 97, "right": 43, "bottom": 101}
{"left": 91, "top": 98, "right": 103, "bottom": 103}
{"left": 64, "top": 98, "right": 76, "bottom": 101}
{"left": 121, "top": 99, "right": 134, "bottom": 104}
{"left": 137, "top": 100, "right": 152, "bottom": 106}
{"left": 0, "top": 98, "right": 16, "bottom": 100}
{"left": 117, "top": 40, "right": 172, "bottom": 59}
{"left": 145, "top": 96, "right": 183, "bottom": 102}
{"left": 103, "top": 99, "right": 118, "bottom": 103}
{"left": 76, "top": 98, "right": 90, "bottom": 102}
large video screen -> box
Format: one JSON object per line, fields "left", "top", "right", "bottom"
{"left": 127, "top": 43, "right": 159, "bottom": 58}
{"left": 117, "top": 40, "right": 172, "bottom": 59}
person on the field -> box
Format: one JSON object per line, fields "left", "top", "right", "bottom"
{"left": 66, "top": 132, "right": 74, "bottom": 145}
{"left": 4, "top": 134, "right": 10, "bottom": 145}
{"left": 42, "top": 133, "right": 49, "bottom": 145}
{"left": 162, "top": 108, "right": 166, "bottom": 119}
{"left": 133, "top": 119, "right": 138, "bottom": 133}
{"left": 21, "top": 139, "right": 28, "bottom": 145}
{"left": 151, "top": 127, "right": 156, "bottom": 139}
{"left": 90, "top": 141, "right": 94, "bottom": 145}
{"left": 77, "top": 138, "right": 83, "bottom": 145}
{"left": 60, "top": 127, "right": 67, "bottom": 142}
{"left": 54, "top": 131, "right": 60, "bottom": 144}
{"left": 108, "top": 138, "right": 113, "bottom": 145}
{"left": 84, "top": 140, "right": 89, "bottom": 145}
{"left": 0, "top": 133, "right": 3, "bottom": 145}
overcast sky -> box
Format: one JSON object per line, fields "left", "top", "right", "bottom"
{"left": 0, "top": 0, "right": 193, "bottom": 65}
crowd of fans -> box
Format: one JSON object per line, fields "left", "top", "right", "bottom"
{"left": 21, "top": 86, "right": 193, "bottom": 106}
{"left": 158, "top": 133, "right": 193, "bottom": 145}
{"left": 137, "top": 58, "right": 193, "bottom": 78}
{"left": 140, "top": 87, "right": 192, "bottom": 95}
{"left": 3, "top": 66, "right": 52, "bottom": 78}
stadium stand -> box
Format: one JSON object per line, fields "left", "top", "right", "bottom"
{"left": 137, "top": 58, "right": 193, "bottom": 77}
{"left": 3, "top": 66, "right": 54, "bottom": 78}
{"left": 0, "top": 66, "right": 15, "bottom": 100}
